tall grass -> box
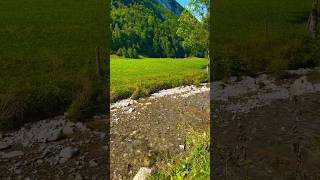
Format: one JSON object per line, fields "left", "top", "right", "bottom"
{"left": 151, "top": 129, "right": 210, "bottom": 180}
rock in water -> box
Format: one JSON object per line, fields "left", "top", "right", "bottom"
{"left": 133, "top": 167, "right": 152, "bottom": 180}
{"left": 59, "top": 147, "right": 79, "bottom": 159}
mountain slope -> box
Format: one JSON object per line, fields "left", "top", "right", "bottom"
{"left": 111, "top": 0, "right": 183, "bottom": 16}
{"left": 111, "top": 0, "right": 188, "bottom": 58}
{"left": 156, "top": 0, "right": 184, "bottom": 15}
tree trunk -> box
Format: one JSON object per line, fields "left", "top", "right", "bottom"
{"left": 308, "top": 0, "right": 318, "bottom": 38}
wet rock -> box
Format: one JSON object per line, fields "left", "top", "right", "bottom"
{"left": 133, "top": 167, "right": 152, "bottom": 180}
{"left": 1, "top": 151, "right": 24, "bottom": 159}
{"left": 59, "top": 147, "right": 79, "bottom": 159}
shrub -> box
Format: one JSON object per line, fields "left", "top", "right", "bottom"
{"left": 124, "top": 47, "right": 138, "bottom": 58}
{"left": 116, "top": 48, "right": 124, "bottom": 56}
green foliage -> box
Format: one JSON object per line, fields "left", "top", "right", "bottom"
{"left": 177, "top": 11, "right": 208, "bottom": 57}
{"left": 111, "top": 1, "right": 186, "bottom": 58}
{"left": 151, "top": 129, "right": 210, "bottom": 180}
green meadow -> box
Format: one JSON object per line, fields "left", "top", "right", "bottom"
{"left": 110, "top": 56, "right": 208, "bottom": 102}
{"left": 213, "top": 0, "right": 311, "bottom": 44}
{"left": 0, "top": 0, "right": 107, "bottom": 129}
{"left": 211, "top": 0, "right": 320, "bottom": 80}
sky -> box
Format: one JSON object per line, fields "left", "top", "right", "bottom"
{"left": 176, "top": 0, "right": 189, "bottom": 8}
{"left": 176, "top": 0, "right": 207, "bottom": 21}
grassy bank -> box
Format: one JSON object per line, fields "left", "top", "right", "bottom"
{"left": 0, "top": 0, "right": 107, "bottom": 130}
{"left": 151, "top": 129, "right": 210, "bottom": 179}
{"left": 110, "top": 56, "right": 208, "bottom": 102}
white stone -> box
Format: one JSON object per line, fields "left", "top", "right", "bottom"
{"left": 133, "top": 167, "right": 152, "bottom": 180}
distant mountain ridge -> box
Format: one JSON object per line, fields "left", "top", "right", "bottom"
{"left": 111, "top": 0, "right": 183, "bottom": 16}
{"left": 156, "top": 0, "right": 184, "bottom": 15}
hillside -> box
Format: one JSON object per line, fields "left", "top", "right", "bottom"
{"left": 111, "top": 0, "right": 200, "bottom": 58}
{"left": 156, "top": 0, "right": 184, "bottom": 15}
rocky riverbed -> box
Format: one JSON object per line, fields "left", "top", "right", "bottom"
{"left": 110, "top": 84, "right": 210, "bottom": 179}
{"left": 0, "top": 115, "right": 108, "bottom": 179}
{"left": 1, "top": 67, "right": 319, "bottom": 180}
{"left": 212, "top": 68, "right": 320, "bottom": 179}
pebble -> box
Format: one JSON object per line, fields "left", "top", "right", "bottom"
{"left": 133, "top": 167, "right": 152, "bottom": 180}
{"left": 179, "top": 145, "right": 185, "bottom": 150}
{"left": 62, "top": 126, "right": 74, "bottom": 136}
{"left": 59, "top": 147, "right": 79, "bottom": 159}
{"left": 89, "top": 159, "right": 98, "bottom": 167}
{"left": 127, "top": 108, "right": 135, "bottom": 113}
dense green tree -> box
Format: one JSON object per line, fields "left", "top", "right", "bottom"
{"left": 176, "top": 0, "right": 209, "bottom": 57}
{"left": 111, "top": 0, "right": 187, "bottom": 58}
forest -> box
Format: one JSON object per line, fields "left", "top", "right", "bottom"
{"left": 110, "top": 0, "right": 208, "bottom": 58}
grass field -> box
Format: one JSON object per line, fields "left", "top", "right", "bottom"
{"left": 213, "top": 0, "right": 311, "bottom": 44}
{"left": 210, "top": 0, "right": 320, "bottom": 80}
{"left": 0, "top": 0, "right": 107, "bottom": 129}
{"left": 110, "top": 56, "right": 208, "bottom": 102}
